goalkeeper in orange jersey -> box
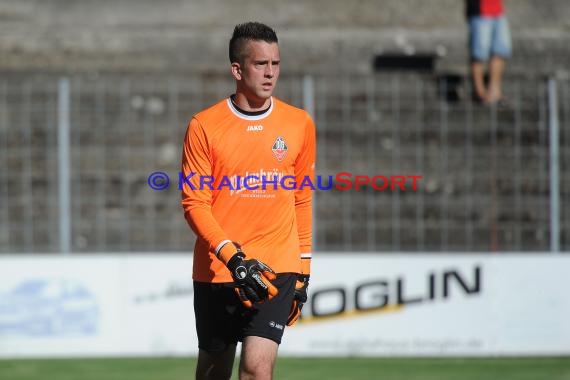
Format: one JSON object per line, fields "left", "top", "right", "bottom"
{"left": 181, "top": 21, "right": 315, "bottom": 380}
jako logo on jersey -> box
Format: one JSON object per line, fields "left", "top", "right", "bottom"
{"left": 246, "top": 125, "right": 263, "bottom": 132}
{"left": 272, "top": 136, "right": 288, "bottom": 161}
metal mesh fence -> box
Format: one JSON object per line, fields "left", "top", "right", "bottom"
{"left": 0, "top": 73, "right": 568, "bottom": 253}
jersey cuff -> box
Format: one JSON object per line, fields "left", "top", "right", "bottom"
{"left": 215, "top": 240, "right": 232, "bottom": 258}
{"left": 301, "top": 253, "right": 311, "bottom": 275}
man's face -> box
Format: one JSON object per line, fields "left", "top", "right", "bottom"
{"left": 234, "top": 40, "right": 280, "bottom": 104}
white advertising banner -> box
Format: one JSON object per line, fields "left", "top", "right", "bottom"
{"left": 282, "top": 254, "right": 570, "bottom": 357}
{"left": 0, "top": 255, "right": 197, "bottom": 358}
{"left": 0, "top": 254, "right": 569, "bottom": 358}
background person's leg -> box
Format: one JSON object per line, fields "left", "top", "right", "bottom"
{"left": 468, "top": 17, "right": 492, "bottom": 102}
{"left": 486, "top": 56, "right": 506, "bottom": 103}
{"left": 486, "top": 17, "right": 512, "bottom": 104}
{"left": 471, "top": 60, "right": 488, "bottom": 101}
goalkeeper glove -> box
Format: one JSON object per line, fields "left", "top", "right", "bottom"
{"left": 223, "top": 242, "right": 279, "bottom": 308}
{"left": 286, "top": 274, "right": 309, "bottom": 326}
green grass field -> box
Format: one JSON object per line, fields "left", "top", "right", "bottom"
{"left": 1, "top": 357, "right": 570, "bottom": 380}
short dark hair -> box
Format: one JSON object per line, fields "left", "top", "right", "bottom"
{"left": 229, "top": 22, "right": 278, "bottom": 63}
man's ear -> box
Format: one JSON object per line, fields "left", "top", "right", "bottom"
{"left": 231, "top": 62, "right": 242, "bottom": 80}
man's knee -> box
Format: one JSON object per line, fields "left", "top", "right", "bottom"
{"left": 196, "top": 346, "right": 236, "bottom": 380}
{"left": 239, "top": 359, "right": 273, "bottom": 380}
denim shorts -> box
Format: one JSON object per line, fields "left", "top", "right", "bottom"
{"left": 469, "top": 16, "right": 512, "bottom": 61}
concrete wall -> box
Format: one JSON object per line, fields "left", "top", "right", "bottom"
{"left": 0, "top": 0, "right": 569, "bottom": 74}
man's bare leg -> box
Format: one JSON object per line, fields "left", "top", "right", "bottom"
{"left": 196, "top": 344, "right": 237, "bottom": 380}
{"left": 239, "top": 336, "right": 279, "bottom": 380}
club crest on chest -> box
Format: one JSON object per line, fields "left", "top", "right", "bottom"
{"left": 272, "top": 136, "right": 288, "bottom": 162}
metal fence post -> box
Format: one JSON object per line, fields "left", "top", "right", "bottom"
{"left": 302, "top": 74, "right": 315, "bottom": 119}
{"left": 548, "top": 77, "right": 560, "bottom": 253}
{"left": 302, "top": 74, "right": 316, "bottom": 251}
{"left": 58, "top": 78, "right": 71, "bottom": 254}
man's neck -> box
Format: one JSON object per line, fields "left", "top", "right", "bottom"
{"left": 231, "top": 93, "right": 271, "bottom": 112}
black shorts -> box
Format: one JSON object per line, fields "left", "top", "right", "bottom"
{"left": 194, "top": 273, "right": 296, "bottom": 353}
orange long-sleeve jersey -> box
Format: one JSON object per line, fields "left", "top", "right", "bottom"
{"left": 181, "top": 96, "right": 316, "bottom": 283}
